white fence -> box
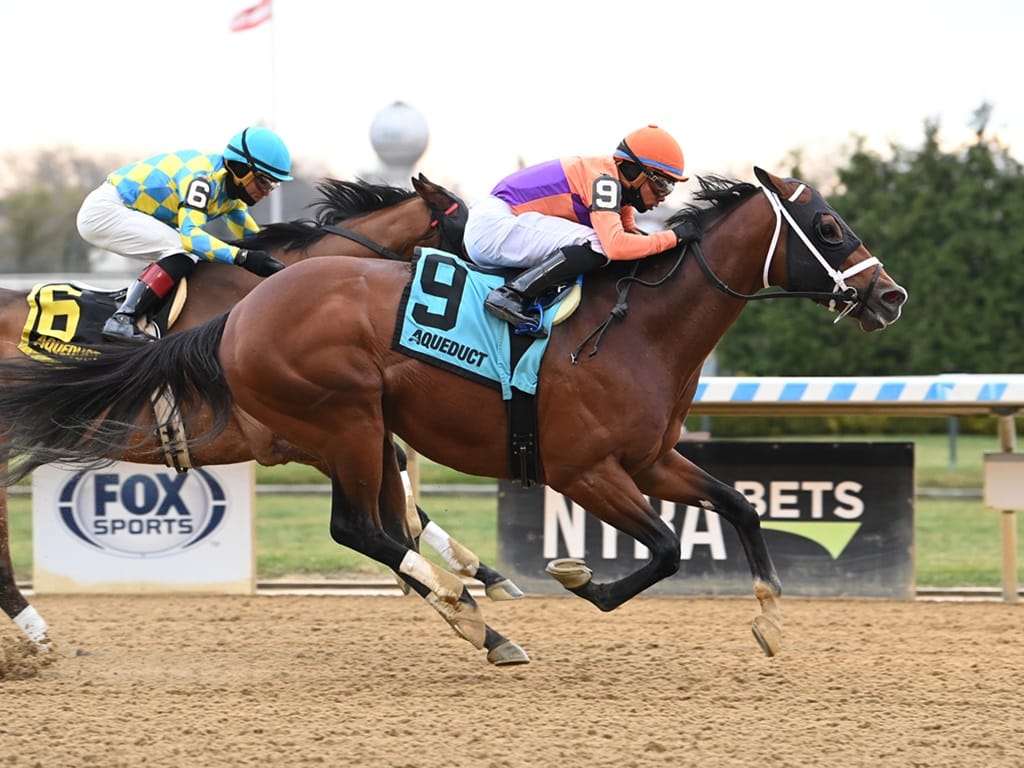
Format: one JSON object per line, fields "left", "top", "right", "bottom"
{"left": 691, "top": 374, "right": 1023, "bottom": 601}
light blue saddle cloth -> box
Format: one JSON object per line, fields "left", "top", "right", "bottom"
{"left": 393, "top": 248, "right": 563, "bottom": 399}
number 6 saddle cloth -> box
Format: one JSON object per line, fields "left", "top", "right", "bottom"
{"left": 18, "top": 279, "right": 186, "bottom": 361}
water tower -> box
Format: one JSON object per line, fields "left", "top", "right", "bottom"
{"left": 368, "top": 101, "right": 429, "bottom": 187}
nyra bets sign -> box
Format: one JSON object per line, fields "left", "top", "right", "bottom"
{"left": 497, "top": 442, "right": 914, "bottom": 599}
{"left": 32, "top": 461, "right": 255, "bottom": 594}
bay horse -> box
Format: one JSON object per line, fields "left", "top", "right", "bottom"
{"left": 0, "top": 167, "right": 908, "bottom": 662}
{"left": 0, "top": 174, "right": 524, "bottom": 656}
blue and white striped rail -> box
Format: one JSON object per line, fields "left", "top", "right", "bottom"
{"left": 690, "top": 374, "right": 1024, "bottom": 416}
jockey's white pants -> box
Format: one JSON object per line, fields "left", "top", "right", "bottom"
{"left": 464, "top": 195, "right": 604, "bottom": 268}
{"left": 76, "top": 182, "right": 199, "bottom": 264}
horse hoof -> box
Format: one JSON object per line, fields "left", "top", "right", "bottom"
{"left": 486, "top": 640, "right": 531, "bottom": 666}
{"left": 485, "top": 578, "right": 525, "bottom": 601}
{"left": 545, "top": 558, "right": 592, "bottom": 589}
{"left": 751, "top": 614, "right": 783, "bottom": 657}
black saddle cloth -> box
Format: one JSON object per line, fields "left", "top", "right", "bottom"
{"left": 20, "top": 281, "right": 175, "bottom": 359}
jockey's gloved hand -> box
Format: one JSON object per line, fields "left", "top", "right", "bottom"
{"left": 236, "top": 249, "right": 285, "bottom": 277}
{"left": 671, "top": 221, "right": 701, "bottom": 245}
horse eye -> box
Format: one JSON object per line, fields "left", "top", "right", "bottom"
{"left": 816, "top": 215, "right": 843, "bottom": 245}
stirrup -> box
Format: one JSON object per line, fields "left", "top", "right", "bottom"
{"left": 512, "top": 306, "right": 546, "bottom": 338}
{"left": 484, "top": 295, "right": 546, "bottom": 338}
{"left": 102, "top": 315, "right": 155, "bottom": 344}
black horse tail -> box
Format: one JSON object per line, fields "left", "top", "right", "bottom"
{"left": 0, "top": 312, "right": 234, "bottom": 486}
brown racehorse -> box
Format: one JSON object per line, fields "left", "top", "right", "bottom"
{"left": 0, "top": 174, "right": 524, "bottom": 656}
{"left": 0, "top": 168, "right": 908, "bottom": 662}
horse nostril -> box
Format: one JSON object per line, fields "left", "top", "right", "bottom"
{"left": 882, "top": 289, "right": 906, "bottom": 306}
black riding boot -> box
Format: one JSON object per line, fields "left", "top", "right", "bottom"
{"left": 102, "top": 278, "right": 163, "bottom": 344}
{"left": 484, "top": 245, "right": 607, "bottom": 337}
{"left": 102, "top": 254, "right": 195, "bottom": 344}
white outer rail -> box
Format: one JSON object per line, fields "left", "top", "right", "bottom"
{"left": 689, "top": 374, "right": 1021, "bottom": 602}
{"left": 689, "top": 374, "right": 1024, "bottom": 417}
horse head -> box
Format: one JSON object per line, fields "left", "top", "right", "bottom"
{"left": 412, "top": 173, "right": 469, "bottom": 257}
{"left": 753, "top": 167, "right": 908, "bottom": 332}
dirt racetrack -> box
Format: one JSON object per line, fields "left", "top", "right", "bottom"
{"left": 1, "top": 592, "right": 1022, "bottom": 767}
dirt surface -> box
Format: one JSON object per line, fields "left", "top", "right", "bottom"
{"left": 1, "top": 592, "right": 1022, "bottom": 767}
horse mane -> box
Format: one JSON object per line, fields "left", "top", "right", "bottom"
{"left": 237, "top": 178, "right": 418, "bottom": 252}
{"left": 664, "top": 175, "right": 759, "bottom": 234}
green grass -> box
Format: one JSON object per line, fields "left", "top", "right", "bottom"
{"left": 255, "top": 494, "right": 495, "bottom": 579}
{"left": 5, "top": 433, "right": 1020, "bottom": 587}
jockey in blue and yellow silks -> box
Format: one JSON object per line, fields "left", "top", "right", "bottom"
{"left": 76, "top": 125, "right": 293, "bottom": 344}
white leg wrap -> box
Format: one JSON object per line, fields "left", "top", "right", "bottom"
{"left": 398, "top": 550, "right": 463, "bottom": 601}
{"left": 421, "top": 522, "right": 480, "bottom": 576}
{"left": 401, "top": 471, "right": 422, "bottom": 538}
{"left": 14, "top": 605, "right": 51, "bottom": 650}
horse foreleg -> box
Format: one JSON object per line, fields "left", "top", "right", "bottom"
{"left": 634, "top": 450, "right": 783, "bottom": 657}
{"left": 545, "top": 461, "right": 682, "bottom": 612}
{"left": 393, "top": 444, "right": 524, "bottom": 601}
{"left": 0, "top": 482, "right": 51, "bottom": 650}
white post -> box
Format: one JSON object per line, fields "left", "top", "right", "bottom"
{"left": 996, "top": 413, "right": 1019, "bottom": 603}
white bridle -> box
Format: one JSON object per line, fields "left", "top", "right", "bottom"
{"left": 761, "top": 186, "right": 881, "bottom": 322}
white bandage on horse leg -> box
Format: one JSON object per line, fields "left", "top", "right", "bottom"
{"left": 14, "top": 605, "right": 51, "bottom": 650}
{"left": 401, "top": 471, "right": 422, "bottom": 538}
{"left": 398, "top": 550, "right": 464, "bottom": 601}
{"left": 421, "top": 521, "right": 480, "bottom": 576}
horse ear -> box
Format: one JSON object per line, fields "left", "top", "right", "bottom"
{"left": 753, "top": 166, "right": 778, "bottom": 191}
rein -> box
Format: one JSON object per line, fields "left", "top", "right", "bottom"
{"left": 319, "top": 224, "right": 405, "bottom": 261}
{"left": 570, "top": 246, "right": 689, "bottom": 363}
{"left": 320, "top": 201, "right": 464, "bottom": 262}
{"left": 571, "top": 183, "right": 884, "bottom": 360}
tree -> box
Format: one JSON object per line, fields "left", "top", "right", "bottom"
{"left": 715, "top": 110, "right": 1024, "bottom": 376}
{"left": 0, "top": 146, "right": 111, "bottom": 272}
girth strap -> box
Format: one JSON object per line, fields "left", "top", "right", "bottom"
{"left": 151, "top": 388, "right": 192, "bottom": 473}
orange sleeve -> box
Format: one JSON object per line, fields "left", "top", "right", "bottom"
{"left": 590, "top": 209, "right": 678, "bottom": 261}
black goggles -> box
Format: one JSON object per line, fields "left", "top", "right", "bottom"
{"left": 644, "top": 170, "right": 676, "bottom": 195}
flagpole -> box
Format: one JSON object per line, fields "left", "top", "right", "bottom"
{"left": 268, "top": 0, "right": 282, "bottom": 223}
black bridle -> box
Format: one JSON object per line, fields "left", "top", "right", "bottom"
{"left": 319, "top": 199, "right": 467, "bottom": 262}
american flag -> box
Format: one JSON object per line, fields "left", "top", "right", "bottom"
{"left": 230, "top": 0, "right": 272, "bottom": 32}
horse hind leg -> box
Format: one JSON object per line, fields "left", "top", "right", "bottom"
{"left": 389, "top": 559, "right": 528, "bottom": 665}
{"left": 376, "top": 448, "right": 527, "bottom": 665}
{"left": 393, "top": 443, "right": 523, "bottom": 601}
{"left": 416, "top": 507, "right": 524, "bottom": 601}
{"left": 0, "top": 484, "right": 51, "bottom": 651}
{"left": 331, "top": 465, "right": 528, "bottom": 666}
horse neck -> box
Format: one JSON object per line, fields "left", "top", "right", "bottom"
{"left": 636, "top": 191, "right": 778, "bottom": 367}
{"left": 306, "top": 197, "right": 432, "bottom": 261}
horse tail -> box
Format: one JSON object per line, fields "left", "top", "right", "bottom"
{"left": 0, "top": 312, "right": 233, "bottom": 486}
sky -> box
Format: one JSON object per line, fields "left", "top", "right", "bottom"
{"left": 3, "top": 0, "right": 1023, "bottom": 202}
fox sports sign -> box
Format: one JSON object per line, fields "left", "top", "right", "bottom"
{"left": 57, "top": 466, "right": 228, "bottom": 557}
